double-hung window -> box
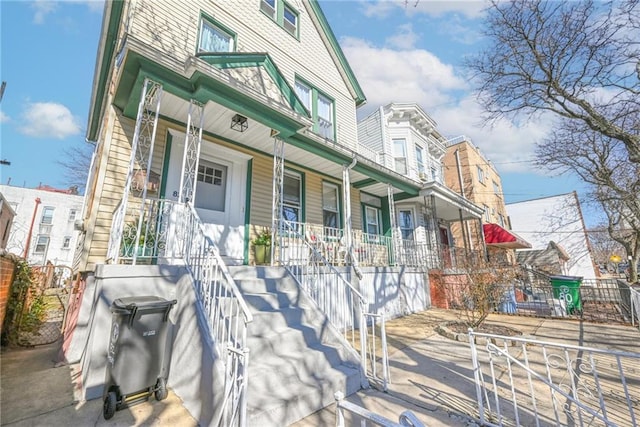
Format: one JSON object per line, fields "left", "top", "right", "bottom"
{"left": 261, "top": 0, "right": 299, "bottom": 37}
{"left": 477, "top": 166, "right": 485, "bottom": 184}
{"left": 63, "top": 236, "right": 71, "bottom": 249}
{"left": 198, "top": 15, "right": 235, "bottom": 53}
{"left": 393, "top": 139, "right": 407, "bottom": 175}
{"left": 364, "top": 206, "right": 381, "bottom": 236}
{"left": 493, "top": 181, "right": 500, "bottom": 195}
{"left": 41, "top": 207, "right": 54, "bottom": 224}
{"left": 294, "top": 78, "right": 335, "bottom": 140}
{"left": 34, "top": 236, "right": 49, "bottom": 254}
{"left": 283, "top": 171, "right": 302, "bottom": 224}
{"left": 322, "top": 182, "right": 340, "bottom": 229}
{"left": 415, "top": 146, "right": 425, "bottom": 179}
{"left": 398, "top": 210, "right": 415, "bottom": 240}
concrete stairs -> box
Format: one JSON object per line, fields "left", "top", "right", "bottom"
{"left": 228, "top": 266, "right": 362, "bottom": 427}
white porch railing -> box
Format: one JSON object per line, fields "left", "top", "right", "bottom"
{"left": 107, "top": 198, "right": 253, "bottom": 426}
{"left": 334, "top": 391, "right": 424, "bottom": 426}
{"left": 469, "top": 330, "right": 640, "bottom": 427}
{"left": 278, "top": 220, "right": 390, "bottom": 390}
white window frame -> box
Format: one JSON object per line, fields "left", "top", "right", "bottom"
{"left": 68, "top": 209, "right": 77, "bottom": 222}
{"left": 41, "top": 207, "right": 54, "bottom": 225}
{"left": 393, "top": 139, "right": 407, "bottom": 175}
{"left": 62, "top": 236, "right": 71, "bottom": 249}
{"left": 484, "top": 204, "right": 491, "bottom": 222}
{"left": 322, "top": 182, "right": 340, "bottom": 230}
{"left": 260, "top": 0, "right": 276, "bottom": 19}
{"left": 364, "top": 206, "right": 381, "bottom": 236}
{"left": 282, "top": 170, "right": 302, "bottom": 223}
{"left": 477, "top": 166, "right": 485, "bottom": 184}
{"left": 283, "top": 3, "right": 298, "bottom": 36}
{"left": 34, "top": 235, "right": 49, "bottom": 254}
{"left": 493, "top": 180, "right": 500, "bottom": 194}
{"left": 415, "top": 146, "right": 425, "bottom": 178}
{"left": 294, "top": 78, "right": 335, "bottom": 140}
{"left": 398, "top": 209, "right": 415, "bottom": 240}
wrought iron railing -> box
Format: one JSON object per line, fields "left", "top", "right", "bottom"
{"left": 334, "top": 391, "right": 424, "bottom": 426}
{"left": 469, "top": 330, "right": 640, "bottom": 427}
{"left": 434, "top": 275, "right": 635, "bottom": 324}
{"left": 107, "top": 198, "right": 253, "bottom": 426}
{"left": 277, "top": 220, "right": 389, "bottom": 390}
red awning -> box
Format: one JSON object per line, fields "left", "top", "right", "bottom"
{"left": 483, "top": 223, "right": 532, "bottom": 249}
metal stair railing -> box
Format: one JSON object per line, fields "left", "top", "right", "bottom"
{"left": 278, "top": 220, "right": 389, "bottom": 390}
{"left": 176, "top": 202, "right": 254, "bottom": 427}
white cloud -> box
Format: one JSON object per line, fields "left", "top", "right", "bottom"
{"left": 18, "top": 102, "right": 81, "bottom": 139}
{"left": 31, "top": 0, "right": 57, "bottom": 24}
{"left": 432, "top": 96, "right": 554, "bottom": 174}
{"left": 385, "top": 23, "right": 419, "bottom": 50}
{"left": 342, "top": 37, "right": 467, "bottom": 114}
{"left": 0, "top": 111, "right": 9, "bottom": 123}
{"left": 360, "top": 0, "right": 487, "bottom": 20}
{"left": 342, "top": 36, "right": 554, "bottom": 175}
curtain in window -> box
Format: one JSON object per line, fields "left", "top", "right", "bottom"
{"left": 200, "top": 22, "right": 230, "bottom": 52}
{"left": 295, "top": 81, "right": 312, "bottom": 111}
{"left": 317, "top": 95, "right": 333, "bottom": 138}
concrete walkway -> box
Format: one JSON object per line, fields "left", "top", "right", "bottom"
{"left": 2, "top": 309, "right": 639, "bottom": 426}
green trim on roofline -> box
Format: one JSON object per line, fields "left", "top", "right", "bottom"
{"left": 196, "top": 52, "right": 309, "bottom": 117}
{"left": 307, "top": 1, "right": 366, "bottom": 106}
{"left": 353, "top": 178, "right": 377, "bottom": 189}
{"left": 114, "top": 52, "right": 305, "bottom": 138}
{"left": 87, "top": 0, "right": 126, "bottom": 142}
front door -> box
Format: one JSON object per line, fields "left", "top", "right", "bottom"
{"left": 164, "top": 131, "right": 250, "bottom": 264}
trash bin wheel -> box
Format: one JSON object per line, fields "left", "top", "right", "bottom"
{"left": 103, "top": 391, "right": 118, "bottom": 420}
{"left": 154, "top": 377, "right": 168, "bottom": 401}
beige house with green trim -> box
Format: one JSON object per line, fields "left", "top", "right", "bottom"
{"left": 66, "top": 1, "right": 489, "bottom": 425}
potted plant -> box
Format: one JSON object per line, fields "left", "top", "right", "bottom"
{"left": 121, "top": 218, "right": 157, "bottom": 258}
{"left": 252, "top": 230, "right": 272, "bottom": 265}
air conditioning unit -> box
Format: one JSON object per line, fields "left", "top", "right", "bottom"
{"left": 418, "top": 172, "right": 428, "bottom": 181}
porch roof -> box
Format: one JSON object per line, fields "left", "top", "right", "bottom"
{"left": 108, "top": 37, "right": 422, "bottom": 199}
{"left": 418, "top": 182, "right": 484, "bottom": 221}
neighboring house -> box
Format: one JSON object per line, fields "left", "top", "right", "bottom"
{"left": 67, "top": 1, "right": 479, "bottom": 425}
{"left": 443, "top": 136, "right": 531, "bottom": 264}
{"left": 516, "top": 241, "right": 571, "bottom": 275}
{"left": 507, "top": 192, "right": 598, "bottom": 278}
{"left": 0, "top": 192, "right": 16, "bottom": 250}
{"left": 357, "top": 104, "right": 484, "bottom": 266}
{"left": 0, "top": 184, "right": 82, "bottom": 266}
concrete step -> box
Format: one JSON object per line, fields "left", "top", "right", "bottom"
{"left": 247, "top": 363, "right": 360, "bottom": 427}
{"left": 228, "top": 266, "right": 291, "bottom": 280}
{"left": 232, "top": 266, "right": 362, "bottom": 427}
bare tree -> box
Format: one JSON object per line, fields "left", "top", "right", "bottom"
{"left": 588, "top": 227, "right": 627, "bottom": 270}
{"left": 466, "top": 0, "right": 640, "bottom": 281}
{"left": 466, "top": 0, "right": 640, "bottom": 163}
{"left": 536, "top": 120, "right": 640, "bottom": 282}
{"left": 56, "top": 142, "right": 94, "bottom": 194}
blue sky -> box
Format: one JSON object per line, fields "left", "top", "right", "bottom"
{"left": 0, "top": 0, "right": 596, "bottom": 226}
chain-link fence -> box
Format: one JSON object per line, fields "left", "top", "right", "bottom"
{"left": 16, "top": 264, "right": 74, "bottom": 346}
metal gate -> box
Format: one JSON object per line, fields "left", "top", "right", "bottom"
{"left": 17, "top": 264, "right": 74, "bottom": 346}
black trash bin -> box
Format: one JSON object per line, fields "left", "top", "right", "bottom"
{"left": 103, "top": 296, "right": 177, "bottom": 420}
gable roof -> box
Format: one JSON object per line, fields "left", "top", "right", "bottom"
{"left": 86, "top": 0, "right": 366, "bottom": 142}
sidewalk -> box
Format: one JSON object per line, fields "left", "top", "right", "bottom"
{"left": 2, "top": 309, "right": 639, "bottom": 426}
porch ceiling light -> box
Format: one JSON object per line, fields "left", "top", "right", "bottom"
{"left": 231, "top": 114, "right": 248, "bottom": 132}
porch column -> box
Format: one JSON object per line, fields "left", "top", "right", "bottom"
{"left": 387, "top": 184, "right": 397, "bottom": 266}
{"left": 178, "top": 100, "right": 205, "bottom": 204}
{"left": 478, "top": 217, "right": 489, "bottom": 262}
{"left": 342, "top": 159, "right": 359, "bottom": 273}
{"left": 109, "top": 78, "right": 163, "bottom": 265}
{"left": 459, "top": 208, "right": 470, "bottom": 255}
{"left": 271, "top": 136, "right": 285, "bottom": 265}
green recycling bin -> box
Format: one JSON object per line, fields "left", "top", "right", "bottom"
{"left": 550, "top": 275, "right": 583, "bottom": 314}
